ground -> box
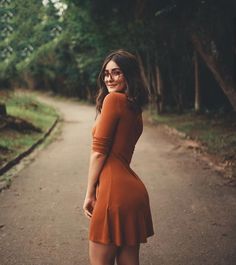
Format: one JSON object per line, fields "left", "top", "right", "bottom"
{"left": 0, "top": 92, "right": 235, "bottom": 265}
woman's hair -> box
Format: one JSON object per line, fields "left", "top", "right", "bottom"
{"left": 95, "top": 49, "right": 149, "bottom": 115}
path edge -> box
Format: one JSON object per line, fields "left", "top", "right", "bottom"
{"left": 144, "top": 113, "right": 234, "bottom": 184}
{"left": 0, "top": 117, "right": 59, "bottom": 192}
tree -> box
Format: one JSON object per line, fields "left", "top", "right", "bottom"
{"left": 192, "top": 34, "right": 236, "bottom": 111}
{"left": 193, "top": 50, "right": 201, "bottom": 113}
{"left": 0, "top": 0, "right": 235, "bottom": 112}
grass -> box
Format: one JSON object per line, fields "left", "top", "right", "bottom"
{"left": 149, "top": 108, "right": 236, "bottom": 180}
{"left": 149, "top": 109, "right": 236, "bottom": 158}
{"left": 0, "top": 91, "right": 59, "bottom": 177}
{"left": 6, "top": 92, "right": 58, "bottom": 131}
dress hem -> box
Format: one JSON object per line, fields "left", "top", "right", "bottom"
{"left": 89, "top": 232, "right": 154, "bottom": 247}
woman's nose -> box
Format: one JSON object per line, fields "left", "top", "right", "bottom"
{"left": 107, "top": 74, "right": 114, "bottom": 81}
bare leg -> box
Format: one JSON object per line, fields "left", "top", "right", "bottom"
{"left": 116, "top": 244, "right": 140, "bottom": 265}
{"left": 89, "top": 240, "right": 118, "bottom": 265}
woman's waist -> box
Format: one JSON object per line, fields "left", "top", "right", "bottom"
{"left": 109, "top": 150, "right": 131, "bottom": 165}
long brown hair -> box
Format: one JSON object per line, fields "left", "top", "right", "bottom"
{"left": 95, "top": 49, "right": 149, "bottom": 115}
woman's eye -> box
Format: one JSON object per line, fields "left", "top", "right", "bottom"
{"left": 113, "top": 70, "right": 121, "bottom": 76}
{"left": 103, "top": 72, "right": 109, "bottom": 78}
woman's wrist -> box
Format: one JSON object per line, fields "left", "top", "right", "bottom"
{"left": 85, "top": 187, "right": 96, "bottom": 198}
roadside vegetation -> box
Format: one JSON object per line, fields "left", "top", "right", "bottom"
{"left": 0, "top": 90, "right": 58, "bottom": 181}
{"left": 149, "top": 109, "right": 236, "bottom": 180}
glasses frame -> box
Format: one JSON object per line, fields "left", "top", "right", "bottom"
{"left": 102, "top": 68, "right": 123, "bottom": 81}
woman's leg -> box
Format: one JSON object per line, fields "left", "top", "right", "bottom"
{"left": 89, "top": 240, "right": 118, "bottom": 265}
{"left": 116, "top": 244, "right": 140, "bottom": 265}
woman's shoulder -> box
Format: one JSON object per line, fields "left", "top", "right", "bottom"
{"left": 105, "top": 91, "right": 126, "bottom": 99}
{"left": 104, "top": 92, "right": 142, "bottom": 114}
{"left": 103, "top": 92, "right": 127, "bottom": 105}
{"left": 102, "top": 92, "right": 128, "bottom": 115}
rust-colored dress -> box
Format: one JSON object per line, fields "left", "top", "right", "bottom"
{"left": 89, "top": 91, "right": 154, "bottom": 246}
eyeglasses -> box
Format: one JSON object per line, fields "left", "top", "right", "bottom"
{"left": 102, "top": 68, "right": 123, "bottom": 81}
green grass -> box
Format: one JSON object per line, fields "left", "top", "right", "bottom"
{"left": 0, "top": 133, "right": 40, "bottom": 150}
{"left": 150, "top": 110, "right": 236, "bottom": 156}
{"left": 0, "top": 91, "right": 59, "bottom": 175}
{"left": 6, "top": 93, "right": 58, "bottom": 131}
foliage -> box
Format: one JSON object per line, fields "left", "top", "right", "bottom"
{"left": 0, "top": 0, "right": 235, "bottom": 110}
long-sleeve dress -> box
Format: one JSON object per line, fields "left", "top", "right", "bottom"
{"left": 89, "top": 91, "right": 154, "bottom": 246}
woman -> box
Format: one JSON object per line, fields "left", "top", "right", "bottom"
{"left": 83, "top": 49, "right": 154, "bottom": 265}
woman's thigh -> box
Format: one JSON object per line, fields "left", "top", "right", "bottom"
{"left": 116, "top": 244, "right": 140, "bottom": 265}
{"left": 89, "top": 240, "right": 118, "bottom": 265}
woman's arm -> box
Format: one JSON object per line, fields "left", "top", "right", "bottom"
{"left": 83, "top": 151, "right": 107, "bottom": 219}
{"left": 83, "top": 93, "right": 121, "bottom": 219}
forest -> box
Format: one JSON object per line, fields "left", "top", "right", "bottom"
{"left": 0, "top": 0, "right": 235, "bottom": 114}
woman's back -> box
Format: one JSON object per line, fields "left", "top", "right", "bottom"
{"left": 110, "top": 92, "right": 143, "bottom": 165}
{"left": 93, "top": 92, "right": 142, "bottom": 164}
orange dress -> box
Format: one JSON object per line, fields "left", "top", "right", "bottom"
{"left": 89, "top": 91, "right": 154, "bottom": 246}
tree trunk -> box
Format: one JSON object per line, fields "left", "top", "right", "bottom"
{"left": 136, "top": 52, "right": 155, "bottom": 112}
{"left": 167, "top": 53, "right": 182, "bottom": 113}
{"left": 23, "top": 72, "right": 35, "bottom": 90}
{"left": 193, "top": 50, "right": 201, "bottom": 113}
{"left": 156, "top": 65, "right": 164, "bottom": 114}
{"left": 192, "top": 33, "right": 236, "bottom": 111}
{"left": 135, "top": 0, "right": 148, "bottom": 19}
{"left": 136, "top": 52, "right": 148, "bottom": 88}
{"left": 0, "top": 103, "right": 7, "bottom": 116}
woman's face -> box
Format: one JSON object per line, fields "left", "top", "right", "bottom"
{"left": 103, "top": 60, "right": 126, "bottom": 93}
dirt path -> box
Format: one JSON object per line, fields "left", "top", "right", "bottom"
{"left": 0, "top": 93, "right": 236, "bottom": 265}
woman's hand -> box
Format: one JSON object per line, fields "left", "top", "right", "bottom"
{"left": 83, "top": 195, "right": 96, "bottom": 219}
